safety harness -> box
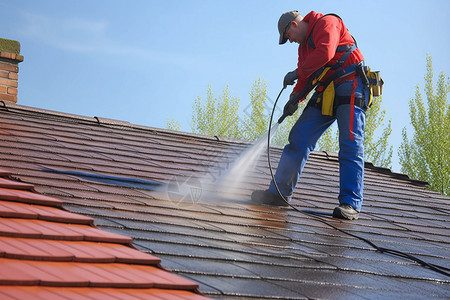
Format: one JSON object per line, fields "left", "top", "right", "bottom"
{"left": 302, "top": 14, "right": 383, "bottom": 116}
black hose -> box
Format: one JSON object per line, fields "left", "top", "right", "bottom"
{"left": 267, "top": 86, "right": 288, "bottom": 204}
{"left": 266, "top": 86, "right": 450, "bottom": 278}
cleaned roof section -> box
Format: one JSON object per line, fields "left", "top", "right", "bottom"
{"left": 0, "top": 167, "right": 208, "bottom": 299}
{"left": 0, "top": 103, "right": 449, "bottom": 299}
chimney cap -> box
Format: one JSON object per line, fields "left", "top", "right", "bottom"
{"left": 0, "top": 38, "right": 20, "bottom": 55}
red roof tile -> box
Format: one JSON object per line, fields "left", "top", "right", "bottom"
{"left": 0, "top": 173, "right": 209, "bottom": 298}
{"left": 0, "top": 200, "right": 93, "bottom": 224}
{"left": 0, "top": 237, "right": 161, "bottom": 264}
{"left": 0, "top": 258, "right": 199, "bottom": 289}
{"left": 1, "top": 217, "right": 127, "bottom": 242}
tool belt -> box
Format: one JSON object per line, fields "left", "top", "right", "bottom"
{"left": 308, "top": 62, "right": 384, "bottom": 116}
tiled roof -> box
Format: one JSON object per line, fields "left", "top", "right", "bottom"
{"left": 0, "top": 102, "right": 449, "bottom": 299}
{"left": 0, "top": 175, "right": 208, "bottom": 300}
{"left": 0, "top": 155, "right": 207, "bottom": 296}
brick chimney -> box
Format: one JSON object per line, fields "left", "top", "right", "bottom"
{"left": 0, "top": 38, "right": 24, "bottom": 104}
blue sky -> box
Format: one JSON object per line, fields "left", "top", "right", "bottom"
{"left": 1, "top": 0, "right": 449, "bottom": 172}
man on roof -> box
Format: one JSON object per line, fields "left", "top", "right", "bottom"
{"left": 252, "top": 10, "right": 369, "bottom": 220}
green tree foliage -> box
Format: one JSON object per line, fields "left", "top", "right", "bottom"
{"left": 399, "top": 55, "right": 450, "bottom": 196}
{"left": 191, "top": 84, "right": 241, "bottom": 138}
{"left": 315, "top": 122, "right": 339, "bottom": 153}
{"left": 187, "top": 79, "right": 303, "bottom": 146}
{"left": 166, "top": 118, "right": 181, "bottom": 131}
{"left": 241, "top": 78, "right": 269, "bottom": 141}
{"left": 364, "top": 96, "right": 393, "bottom": 168}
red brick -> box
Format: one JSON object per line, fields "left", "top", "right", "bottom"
{"left": 0, "top": 78, "right": 18, "bottom": 88}
{"left": 0, "top": 51, "right": 12, "bottom": 59}
{"left": 0, "top": 92, "right": 17, "bottom": 103}
{"left": 7, "top": 88, "right": 17, "bottom": 95}
{"left": 0, "top": 62, "right": 18, "bottom": 73}
{"left": 8, "top": 72, "right": 18, "bottom": 80}
{"left": 0, "top": 86, "right": 6, "bottom": 93}
{"left": 0, "top": 71, "right": 8, "bottom": 78}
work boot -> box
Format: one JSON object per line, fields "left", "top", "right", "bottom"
{"left": 251, "top": 190, "right": 288, "bottom": 207}
{"left": 333, "top": 204, "right": 360, "bottom": 220}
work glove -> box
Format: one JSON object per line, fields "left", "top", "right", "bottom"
{"left": 283, "top": 91, "right": 301, "bottom": 117}
{"left": 283, "top": 69, "right": 298, "bottom": 88}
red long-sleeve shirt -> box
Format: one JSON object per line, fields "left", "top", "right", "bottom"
{"left": 294, "top": 11, "right": 364, "bottom": 101}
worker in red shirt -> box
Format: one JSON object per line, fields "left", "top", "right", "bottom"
{"left": 252, "top": 11, "right": 368, "bottom": 220}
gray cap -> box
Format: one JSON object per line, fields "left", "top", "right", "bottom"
{"left": 278, "top": 10, "right": 300, "bottom": 45}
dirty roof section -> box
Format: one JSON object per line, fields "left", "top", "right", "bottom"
{"left": 0, "top": 103, "right": 449, "bottom": 299}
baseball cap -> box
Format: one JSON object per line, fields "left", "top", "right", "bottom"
{"left": 278, "top": 10, "right": 300, "bottom": 45}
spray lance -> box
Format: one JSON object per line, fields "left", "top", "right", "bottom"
{"left": 276, "top": 90, "right": 301, "bottom": 124}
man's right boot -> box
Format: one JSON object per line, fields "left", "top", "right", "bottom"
{"left": 251, "top": 190, "right": 288, "bottom": 207}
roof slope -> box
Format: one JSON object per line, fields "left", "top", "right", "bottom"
{"left": 0, "top": 172, "right": 208, "bottom": 299}
{"left": 0, "top": 103, "right": 449, "bottom": 299}
{"left": 0, "top": 148, "right": 208, "bottom": 297}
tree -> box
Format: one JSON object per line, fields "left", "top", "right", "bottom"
{"left": 364, "top": 96, "right": 393, "bottom": 168}
{"left": 166, "top": 118, "right": 181, "bottom": 131}
{"left": 191, "top": 84, "right": 241, "bottom": 138}
{"left": 186, "top": 79, "right": 293, "bottom": 144}
{"left": 399, "top": 55, "right": 450, "bottom": 196}
{"left": 241, "top": 78, "right": 269, "bottom": 141}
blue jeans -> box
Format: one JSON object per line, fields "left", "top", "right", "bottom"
{"left": 269, "top": 82, "right": 366, "bottom": 211}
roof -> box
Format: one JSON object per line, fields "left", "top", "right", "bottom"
{"left": 0, "top": 177, "right": 207, "bottom": 298}
{"left": 0, "top": 102, "right": 449, "bottom": 299}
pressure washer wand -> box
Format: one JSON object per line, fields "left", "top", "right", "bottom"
{"left": 277, "top": 112, "right": 288, "bottom": 124}
{"left": 277, "top": 84, "right": 309, "bottom": 124}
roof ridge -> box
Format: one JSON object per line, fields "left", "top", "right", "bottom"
{"left": 1, "top": 102, "right": 251, "bottom": 145}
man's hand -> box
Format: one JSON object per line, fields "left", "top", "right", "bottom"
{"left": 283, "top": 91, "right": 301, "bottom": 117}
{"left": 283, "top": 69, "right": 298, "bottom": 88}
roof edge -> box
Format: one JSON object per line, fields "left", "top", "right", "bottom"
{"left": 0, "top": 102, "right": 253, "bottom": 146}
